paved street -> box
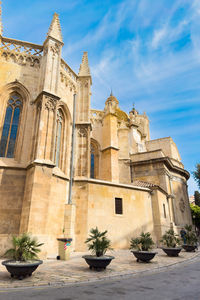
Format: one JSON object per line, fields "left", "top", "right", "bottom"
{"left": 0, "top": 249, "right": 199, "bottom": 289}
{"left": 1, "top": 257, "right": 200, "bottom": 300}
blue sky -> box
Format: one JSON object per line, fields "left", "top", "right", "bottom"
{"left": 2, "top": 0, "right": 200, "bottom": 194}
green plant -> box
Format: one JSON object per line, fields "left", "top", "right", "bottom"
{"left": 160, "top": 229, "right": 180, "bottom": 248}
{"left": 194, "top": 191, "right": 200, "bottom": 207}
{"left": 85, "top": 227, "right": 112, "bottom": 257}
{"left": 130, "top": 232, "right": 154, "bottom": 251}
{"left": 184, "top": 225, "right": 198, "bottom": 246}
{"left": 4, "top": 233, "right": 43, "bottom": 261}
{"left": 193, "top": 163, "right": 200, "bottom": 189}
{"left": 190, "top": 204, "right": 200, "bottom": 229}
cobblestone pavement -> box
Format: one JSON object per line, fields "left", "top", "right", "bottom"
{"left": 0, "top": 248, "right": 199, "bottom": 289}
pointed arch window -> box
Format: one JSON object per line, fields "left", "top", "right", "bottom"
{"left": 90, "top": 139, "right": 100, "bottom": 179}
{"left": 54, "top": 109, "right": 64, "bottom": 168}
{"left": 0, "top": 94, "right": 23, "bottom": 158}
{"left": 90, "top": 144, "right": 95, "bottom": 178}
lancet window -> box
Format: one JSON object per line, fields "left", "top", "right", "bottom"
{"left": 90, "top": 144, "right": 95, "bottom": 178}
{"left": 54, "top": 109, "right": 64, "bottom": 168}
{"left": 0, "top": 94, "right": 23, "bottom": 158}
{"left": 90, "top": 139, "right": 100, "bottom": 179}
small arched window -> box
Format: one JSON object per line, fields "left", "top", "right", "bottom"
{"left": 54, "top": 109, "right": 64, "bottom": 168}
{"left": 0, "top": 94, "right": 23, "bottom": 158}
{"left": 90, "top": 139, "right": 100, "bottom": 179}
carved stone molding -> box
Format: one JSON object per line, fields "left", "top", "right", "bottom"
{"left": 43, "top": 47, "right": 48, "bottom": 56}
{"left": 60, "top": 59, "right": 77, "bottom": 82}
{"left": 37, "top": 100, "right": 42, "bottom": 111}
{"left": 0, "top": 51, "right": 41, "bottom": 68}
{"left": 90, "top": 110, "right": 104, "bottom": 125}
{"left": 78, "top": 127, "right": 87, "bottom": 137}
{"left": 60, "top": 71, "right": 76, "bottom": 92}
{"left": 44, "top": 96, "right": 57, "bottom": 111}
{"left": 50, "top": 43, "right": 60, "bottom": 56}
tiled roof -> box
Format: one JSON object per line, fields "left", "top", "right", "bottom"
{"left": 132, "top": 180, "right": 158, "bottom": 188}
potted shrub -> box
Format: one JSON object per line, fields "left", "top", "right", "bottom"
{"left": 181, "top": 225, "right": 198, "bottom": 252}
{"left": 2, "top": 233, "right": 43, "bottom": 280}
{"left": 82, "top": 227, "right": 114, "bottom": 271}
{"left": 130, "top": 232, "right": 157, "bottom": 262}
{"left": 160, "top": 229, "right": 181, "bottom": 257}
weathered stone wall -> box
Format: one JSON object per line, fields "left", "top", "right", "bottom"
{"left": 74, "top": 180, "right": 156, "bottom": 250}
{"left": 151, "top": 189, "right": 171, "bottom": 244}
{"left": 19, "top": 164, "right": 69, "bottom": 258}
{"left": 0, "top": 168, "right": 26, "bottom": 234}
{"left": 146, "top": 137, "right": 182, "bottom": 162}
{"left": 0, "top": 168, "right": 26, "bottom": 255}
{"left": 0, "top": 60, "right": 41, "bottom": 100}
{"left": 171, "top": 178, "right": 192, "bottom": 227}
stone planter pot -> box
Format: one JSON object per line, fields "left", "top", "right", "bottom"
{"left": 82, "top": 255, "right": 114, "bottom": 271}
{"left": 162, "top": 247, "right": 182, "bottom": 257}
{"left": 131, "top": 251, "right": 157, "bottom": 262}
{"left": 182, "top": 245, "right": 196, "bottom": 252}
{"left": 2, "top": 260, "right": 43, "bottom": 280}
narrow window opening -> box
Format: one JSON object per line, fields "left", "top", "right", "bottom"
{"left": 163, "top": 203, "right": 166, "bottom": 218}
{"left": 54, "top": 109, "right": 64, "bottom": 168}
{"left": 115, "top": 198, "right": 123, "bottom": 215}
{"left": 90, "top": 151, "right": 95, "bottom": 178}
{"left": 90, "top": 140, "right": 99, "bottom": 179}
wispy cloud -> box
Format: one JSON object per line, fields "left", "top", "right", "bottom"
{"left": 3, "top": 0, "right": 200, "bottom": 194}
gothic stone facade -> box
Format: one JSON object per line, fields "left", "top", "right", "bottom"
{"left": 0, "top": 14, "right": 192, "bottom": 257}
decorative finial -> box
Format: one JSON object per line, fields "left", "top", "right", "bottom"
{"left": 110, "top": 88, "right": 113, "bottom": 96}
{"left": 78, "top": 52, "right": 91, "bottom": 77}
{"left": 0, "top": 1, "right": 2, "bottom": 36}
{"left": 47, "top": 12, "right": 63, "bottom": 43}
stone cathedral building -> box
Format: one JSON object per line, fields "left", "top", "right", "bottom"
{"left": 0, "top": 12, "right": 192, "bottom": 257}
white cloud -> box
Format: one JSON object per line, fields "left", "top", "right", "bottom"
{"left": 152, "top": 27, "right": 168, "bottom": 49}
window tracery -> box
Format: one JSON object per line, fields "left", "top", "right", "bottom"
{"left": 0, "top": 94, "right": 23, "bottom": 158}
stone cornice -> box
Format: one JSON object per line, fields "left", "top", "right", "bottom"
{"left": 52, "top": 167, "right": 69, "bottom": 181}
{"left": 101, "top": 146, "right": 119, "bottom": 152}
{"left": 74, "top": 178, "right": 151, "bottom": 192}
{"left": 27, "top": 159, "right": 56, "bottom": 170}
{"left": 75, "top": 122, "right": 92, "bottom": 131}
{"left": 131, "top": 156, "right": 190, "bottom": 180}
{"left": 32, "top": 91, "right": 60, "bottom": 105}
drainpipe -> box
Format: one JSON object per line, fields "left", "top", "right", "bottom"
{"left": 68, "top": 93, "right": 76, "bottom": 204}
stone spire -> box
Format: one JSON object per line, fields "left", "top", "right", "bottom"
{"left": 78, "top": 52, "right": 91, "bottom": 77}
{"left": 47, "top": 13, "right": 63, "bottom": 43}
{"left": 0, "top": 1, "right": 2, "bottom": 36}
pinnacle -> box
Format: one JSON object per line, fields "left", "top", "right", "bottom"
{"left": 47, "top": 13, "right": 63, "bottom": 43}
{"left": 78, "top": 52, "right": 91, "bottom": 77}
{"left": 105, "top": 93, "right": 119, "bottom": 104}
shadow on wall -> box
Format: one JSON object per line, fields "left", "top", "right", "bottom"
{"left": 99, "top": 220, "right": 157, "bottom": 250}
{"left": 0, "top": 168, "right": 26, "bottom": 235}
